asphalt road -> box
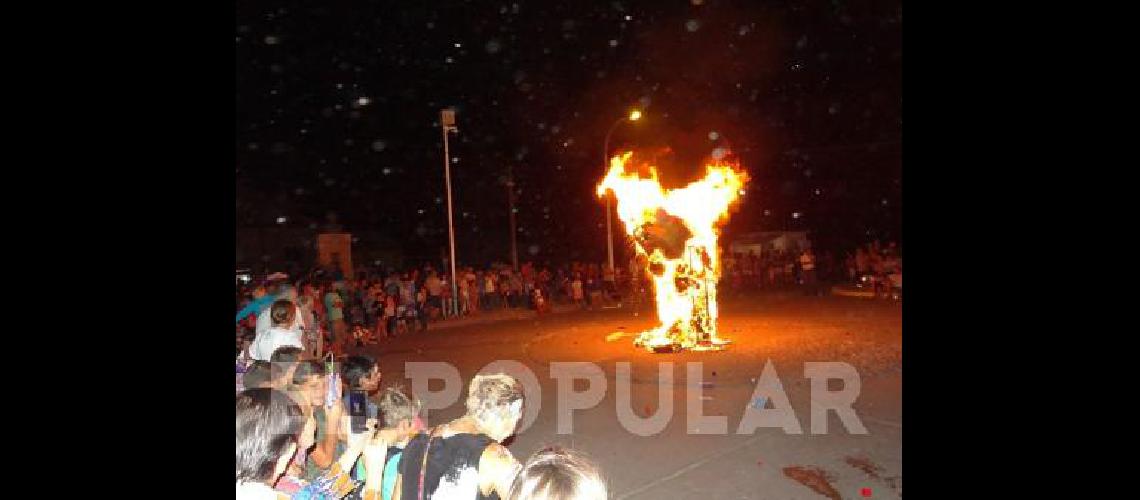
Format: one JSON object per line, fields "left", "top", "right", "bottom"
{"left": 353, "top": 291, "right": 902, "bottom": 499}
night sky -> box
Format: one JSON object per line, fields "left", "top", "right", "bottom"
{"left": 236, "top": 0, "right": 901, "bottom": 267}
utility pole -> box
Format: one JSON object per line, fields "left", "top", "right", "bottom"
{"left": 440, "top": 108, "right": 459, "bottom": 316}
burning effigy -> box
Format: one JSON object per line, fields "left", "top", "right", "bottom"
{"left": 597, "top": 152, "right": 748, "bottom": 352}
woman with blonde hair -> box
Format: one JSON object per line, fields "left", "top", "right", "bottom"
{"left": 507, "top": 447, "right": 606, "bottom": 500}
{"left": 392, "top": 373, "right": 525, "bottom": 499}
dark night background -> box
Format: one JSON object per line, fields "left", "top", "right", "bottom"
{"left": 236, "top": 0, "right": 901, "bottom": 269}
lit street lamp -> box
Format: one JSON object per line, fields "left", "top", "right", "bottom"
{"left": 602, "top": 109, "right": 642, "bottom": 273}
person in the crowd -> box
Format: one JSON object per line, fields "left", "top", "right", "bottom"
{"left": 237, "top": 284, "right": 274, "bottom": 324}
{"left": 269, "top": 346, "right": 307, "bottom": 390}
{"left": 353, "top": 280, "right": 369, "bottom": 322}
{"left": 236, "top": 387, "right": 362, "bottom": 500}
{"left": 241, "top": 361, "right": 273, "bottom": 392}
{"left": 366, "top": 386, "right": 426, "bottom": 500}
{"left": 464, "top": 268, "right": 479, "bottom": 316}
{"left": 425, "top": 271, "right": 444, "bottom": 319}
{"left": 509, "top": 271, "right": 524, "bottom": 309}
{"left": 358, "top": 432, "right": 395, "bottom": 500}
{"left": 399, "top": 274, "right": 415, "bottom": 309}
{"left": 298, "top": 295, "right": 317, "bottom": 354}
{"left": 277, "top": 410, "right": 382, "bottom": 500}
{"left": 498, "top": 267, "right": 512, "bottom": 308}
{"left": 506, "top": 447, "right": 607, "bottom": 500}
{"left": 257, "top": 284, "right": 304, "bottom": 339}
{"left": 384, "top": 293, "right": 399, "bottom": 336}
{"left": 368, "top": 287, "right": 385, "bottom": 339}
{"left": 279, "top": 360, "right": 373, "bottom": 499}
{"left": 342, "top": 355, "right": 383, "bottom": 419}
{"left": 238, "top": 332, "right": 256, "bottom": 365}
{"left": 238, "top": 342, "right": 252, "bottom": 392}
{"left": 533, "top": 287, "right": 549, "bottom": 315}
{"left": 251, "top": 300, "right": 306, "bottom": 361}
{"left": 393, "top": 373, "right": 525, "bottom": 500}
{"left": 570, "top": 273, "right": 585, "bottom": 309}
{"left": 295, "top": 285, "right": 319, "bottom": 353}
{"left": 286, "top": 360, "right": 348, "bottom": 481}
{"left": 308, "top": 284, "right": 327, "bottom": 356}
{"left": 365, "top": 285, "right": 382, "bottom": 341}
{"left": 325, "top": 283, "right": 348, "bottom": 357}
{"left": 538, "top": 267, "right": 553, "bottom": 305}
{"left": 601, "top": 265, "right": 616, "bottom": 302}
{"left": 483, "top": 272, "right": 498, "bottom": 310}
{"left": 441, "top": 274, "right": 455, "bottom": 318}
{"left": 458, "top": 274, "right": 472, "bottom": 317}
{"left": 799, "top": 248, "right": 817, "bottom": 294}
{"left": 581, "top": 269, "right": 597, "bottom": 309}
{"left": 290, "top": 357, "right": 384, "bottom": 489}
{"left": 349, "top": 282, "right": 367, "bottom": 340}
{"left": 413, "top": 287, "right": 429, "bottom": 331}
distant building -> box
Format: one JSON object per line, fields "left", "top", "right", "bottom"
{"left": 236, "top": 226, "right": 319, "bottom": 276}
{"left": 727, "top": 231, "right": 811, "bottom": 257}
{"left": 236, "top": 225, "right": 407, "bottom": 281}
{"left": 317, "top": 233, "right": 353, "bottom": 280}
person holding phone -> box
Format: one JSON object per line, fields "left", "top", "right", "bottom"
{"left": 236, "top": 388, "right": 365, "bottom": 500}
{"left": 291, "top": 359, "right": 381, "bottom": 483}
{"left": 340, "top": 356, "right": 386, "bottom": 491}
{"left": 342, "top": 356, "right": 382, "bottom": 420}
{"left": 287, "top": 360, "right": 345, "bottom": 482}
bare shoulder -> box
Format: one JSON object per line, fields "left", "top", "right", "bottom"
{"left": 480, "top": 442, "right": 517, "bottom": 470}
{"left": 479, "top": 442, "right": 521, "bottom": 481}
{"left": 479, "top": 442, "right": 521, "bottom": 495}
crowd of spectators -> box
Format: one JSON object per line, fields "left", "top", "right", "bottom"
{"left": 237, "top": 352, "right": 607, "bottom": 500}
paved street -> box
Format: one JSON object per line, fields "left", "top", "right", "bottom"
{"left": 354, "top": 291, "right": 902, "bottom": 499}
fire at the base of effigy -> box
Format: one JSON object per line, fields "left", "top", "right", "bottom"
{"left": 597, "top": 151, "right": 748, "bottom": 353}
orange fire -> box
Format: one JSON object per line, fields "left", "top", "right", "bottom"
{"left": 597, "top": 151, "right": 748, "bottom": 351}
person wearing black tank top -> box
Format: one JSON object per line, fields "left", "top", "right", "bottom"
{"left": 393, "top": 374, "right": 525, "bottom": 500}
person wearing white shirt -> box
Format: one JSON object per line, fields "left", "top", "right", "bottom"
{"left": 256, "top": 285, "right": 304, "bottom": 339}
{"left": 250, "top": 300, "right": 305, "bottom": 361}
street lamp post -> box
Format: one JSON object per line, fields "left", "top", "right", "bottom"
{"left": 440, "top": 108, "right": 459, "bottom": 316}
{"left": 602, "top": 109, "right": 641, "bottom": 274}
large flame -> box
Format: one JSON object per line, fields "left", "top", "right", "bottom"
{"left": 597, "top": 152, "right": 748, "bottom": 351}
